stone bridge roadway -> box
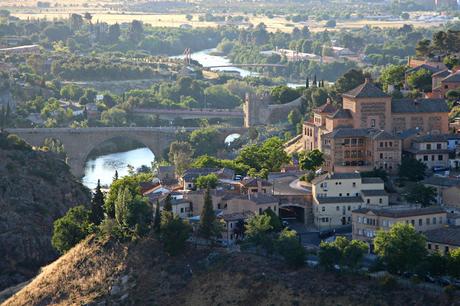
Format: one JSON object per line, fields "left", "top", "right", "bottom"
{"left": 6, "top": 127, "right": 247, "bottom": 178}
{"left": 131, "top": 108, "right": 244, "bottom": 120}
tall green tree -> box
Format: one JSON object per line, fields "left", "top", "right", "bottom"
{"left": 160, "top": 211, "right": 191, "bottom": 256}
{"left": 403, "top": 183, "right": 437, "bottom": 207}
{"left": 163, "top": 194, "right": 173, "bottom": 212}
{"left": 245, "top": 214, "right": 274, "bottom": 253}
{"left": 335, "top": 69, "right": 365, "bottom": 94}
{"left": 153, "top": 200, "right": 161, "bottom": 234}
{"left": 199, "top": 188, "right": 218, "bottom": 241}
{"left": 406, "top": 68, "right": 432, "bottom": 92}
{"left": 90, "top": 179, "right": 105, "bottom": 225}
{"left": 195, "top": 173, "right": 218, "bottom": 190}
{"left": 374, "top": 223, "right": 427, "bottom": 273}
{"left": 276, "top": 228, "right": 306, "bottom": 268}
{"left": 299, "top": 149, "right": 324, "bottom": 172}
{"left": 398, "top": 157, "right": 426, "bottom": 181}
{"left": 264, "top": 207, "right": 282, "bottom": 232}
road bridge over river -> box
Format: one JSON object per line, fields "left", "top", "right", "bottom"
{"left": 6, "top": 127, "right": 247, "bottom": 178}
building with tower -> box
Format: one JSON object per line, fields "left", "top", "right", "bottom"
{"left": 301, "top": 79, "right": 450, "bottom": 174}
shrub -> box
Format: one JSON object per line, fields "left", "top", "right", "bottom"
{"left": 276, "top": 228, "right": 306, "bottom": 268}
{"left": 51, "top": 205, "right": 93, "bottom": 254}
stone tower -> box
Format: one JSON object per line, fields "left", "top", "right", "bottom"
{"left": 243, "top": 92, "right": 270, "bottom": 127}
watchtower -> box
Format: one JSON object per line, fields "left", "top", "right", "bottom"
{"left": 243, "top": 92, "right": 270, "bottom": 127}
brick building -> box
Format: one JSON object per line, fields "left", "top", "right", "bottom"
{"left": 301, "top": 79, "right": 449, "bottom": 174}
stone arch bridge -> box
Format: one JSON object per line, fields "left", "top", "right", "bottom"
{"left": 6, "top": 127, "right": 247, "bottom": 178}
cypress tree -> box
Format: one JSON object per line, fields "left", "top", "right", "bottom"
{"left": 199, "top": 188, "right": 216, "bottom": 240}
{"left": 90, "top": 179, "right": 105, "bottom": 225}
{"left": 153, "top": 199, "right": 161, "bottom": 233}
{"left": 313, "top": 74, "right": 317, "bottom": 86}
{"left": 113, "top": 170, "right": 119, "bottom": 181}
{"left": 306, "top": 77, "right": 309, "bottom": 88}
{"left": 163, "top": 194, "right": 173, "bottom": 212}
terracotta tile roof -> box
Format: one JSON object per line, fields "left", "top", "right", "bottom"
{"left": 314, "top": 101, "right": 337, "bottom": 114}
{"left": 327, "top": 108, "right": 352, "bottom": 119}
{"left": 342, "top": 80, "right": 389, "bottom": 99}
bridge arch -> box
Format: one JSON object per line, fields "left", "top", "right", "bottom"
{"left": 6, "top": 127, "right": 248, "bottom": 178}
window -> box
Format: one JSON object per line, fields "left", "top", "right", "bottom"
{"left": 346, "top": 193, "right": 350, "bottom": 196}
{"left": 380, "top": 153, "right": 384, "bottom": 159}
{"left": 380, "top": 142, "right": 384, "bottom": 148}
{"left": 367, "top": 199, "right": 370, "bottom": 204}
{"left": 428, "top": 243, "right": 432, "bottom": 250}
{"left": 418, "top": 219, "right": 422, "bottom": 226}
{"left": 339, "top": 193, "right": 342, "bottom": 196}
{"left": 445, "top": 246, "right": 449, "bottom": 254}
{"left": 358, "top": 216, "right": 362, "bottom": 223}
{"left": 426, "top": 144, "right": 431, "bottom": 150}
{"left": 439, "top": 216, "right": 443, "bottom": 224}
{"left": 426, "top": 218, "right": 430, "bottom": 225}
{"left": 437, "top": 143, "right": 442, "bottom": 150}
{"left": 259, "top": 208, "right": 262, "bottom": 214}
{"left": 433, "top": 217, "right": 437, "bottom": 225}
{"left": 438, "top": 155, "right": 443, "bottom": 161}
{"left": 379, "top": 198, "right": 383, "bottom": 204}
{"left": 431, "top": 155, "right": 435, "bottom": 161}
{"left": 336, "top": 206, "right": 340, "bottom": 211}
{"left": 322, "top": 206, "right": 325, "bottom": 212}
{"left": 383, "top": 220, "right": 388, "bottom": 227}
{"left": 371, "top": 119, "right": 376, "bottom": 128}
{"left": 411, "top": 220, "right": 415, "bottom": 226}
{"left": 180, "top": 208, "right": 184, "bottom": 213}
{"left": 352, "top": 182, "right": 356, "bottom": 187}
{"left": 348, "top": 206, "right": 351, "bottom": 211}
{"left": 423, "top": 155, "right": 428, "bottom": 161}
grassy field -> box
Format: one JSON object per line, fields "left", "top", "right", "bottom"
{"left": 9, "top": 11, "right": 445, "bottom": 33}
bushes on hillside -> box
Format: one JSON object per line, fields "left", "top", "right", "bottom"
{"left": 51, "top": 205, "right": 94, "bottom": 254}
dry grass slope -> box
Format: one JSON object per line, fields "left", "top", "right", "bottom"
{"left": 3, "top": 235, "right": 127, "bottom": 306}
{"left": 3, "top": 234, "right": 459, "bottom": 306}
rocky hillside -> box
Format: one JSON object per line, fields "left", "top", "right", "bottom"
{"left": 0, "top": 133, "right": 90, "bottom": 291}
{"left": 3, "top": 234, "right": 458, "bottom": 306}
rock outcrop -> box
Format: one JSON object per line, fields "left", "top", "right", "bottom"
{"left": 0, "top": 133, "right": 90, "bottom": 290}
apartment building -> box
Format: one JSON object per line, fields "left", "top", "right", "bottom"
{"left": 311, "top": 172, "right": 388, "bottom": 230}
{"left": 425, "top": 226, "right": 460, "bottom": 255}
{"left": 352, "top": 206, "right": 447, "bottom": 250}
{"left": 301, "top": 79, "right": 449, "bottom": 174}
{"left": 423, "top": 176, "right": 460, "bottom": 207}
{"left": 406, "top": 134, "right": 450, "bottom": 169}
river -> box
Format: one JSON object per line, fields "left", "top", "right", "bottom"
{"left": 82, "top": 49, "right": 290, "bottom": 189}
{"left": 81, "top": 134, "right": 241, "bottom": 189}
{"left": 171, "top": 48, "right": 304, "bottom": 87}
{"left": 82, "top": 148, "right": 155, "bottom": 189}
